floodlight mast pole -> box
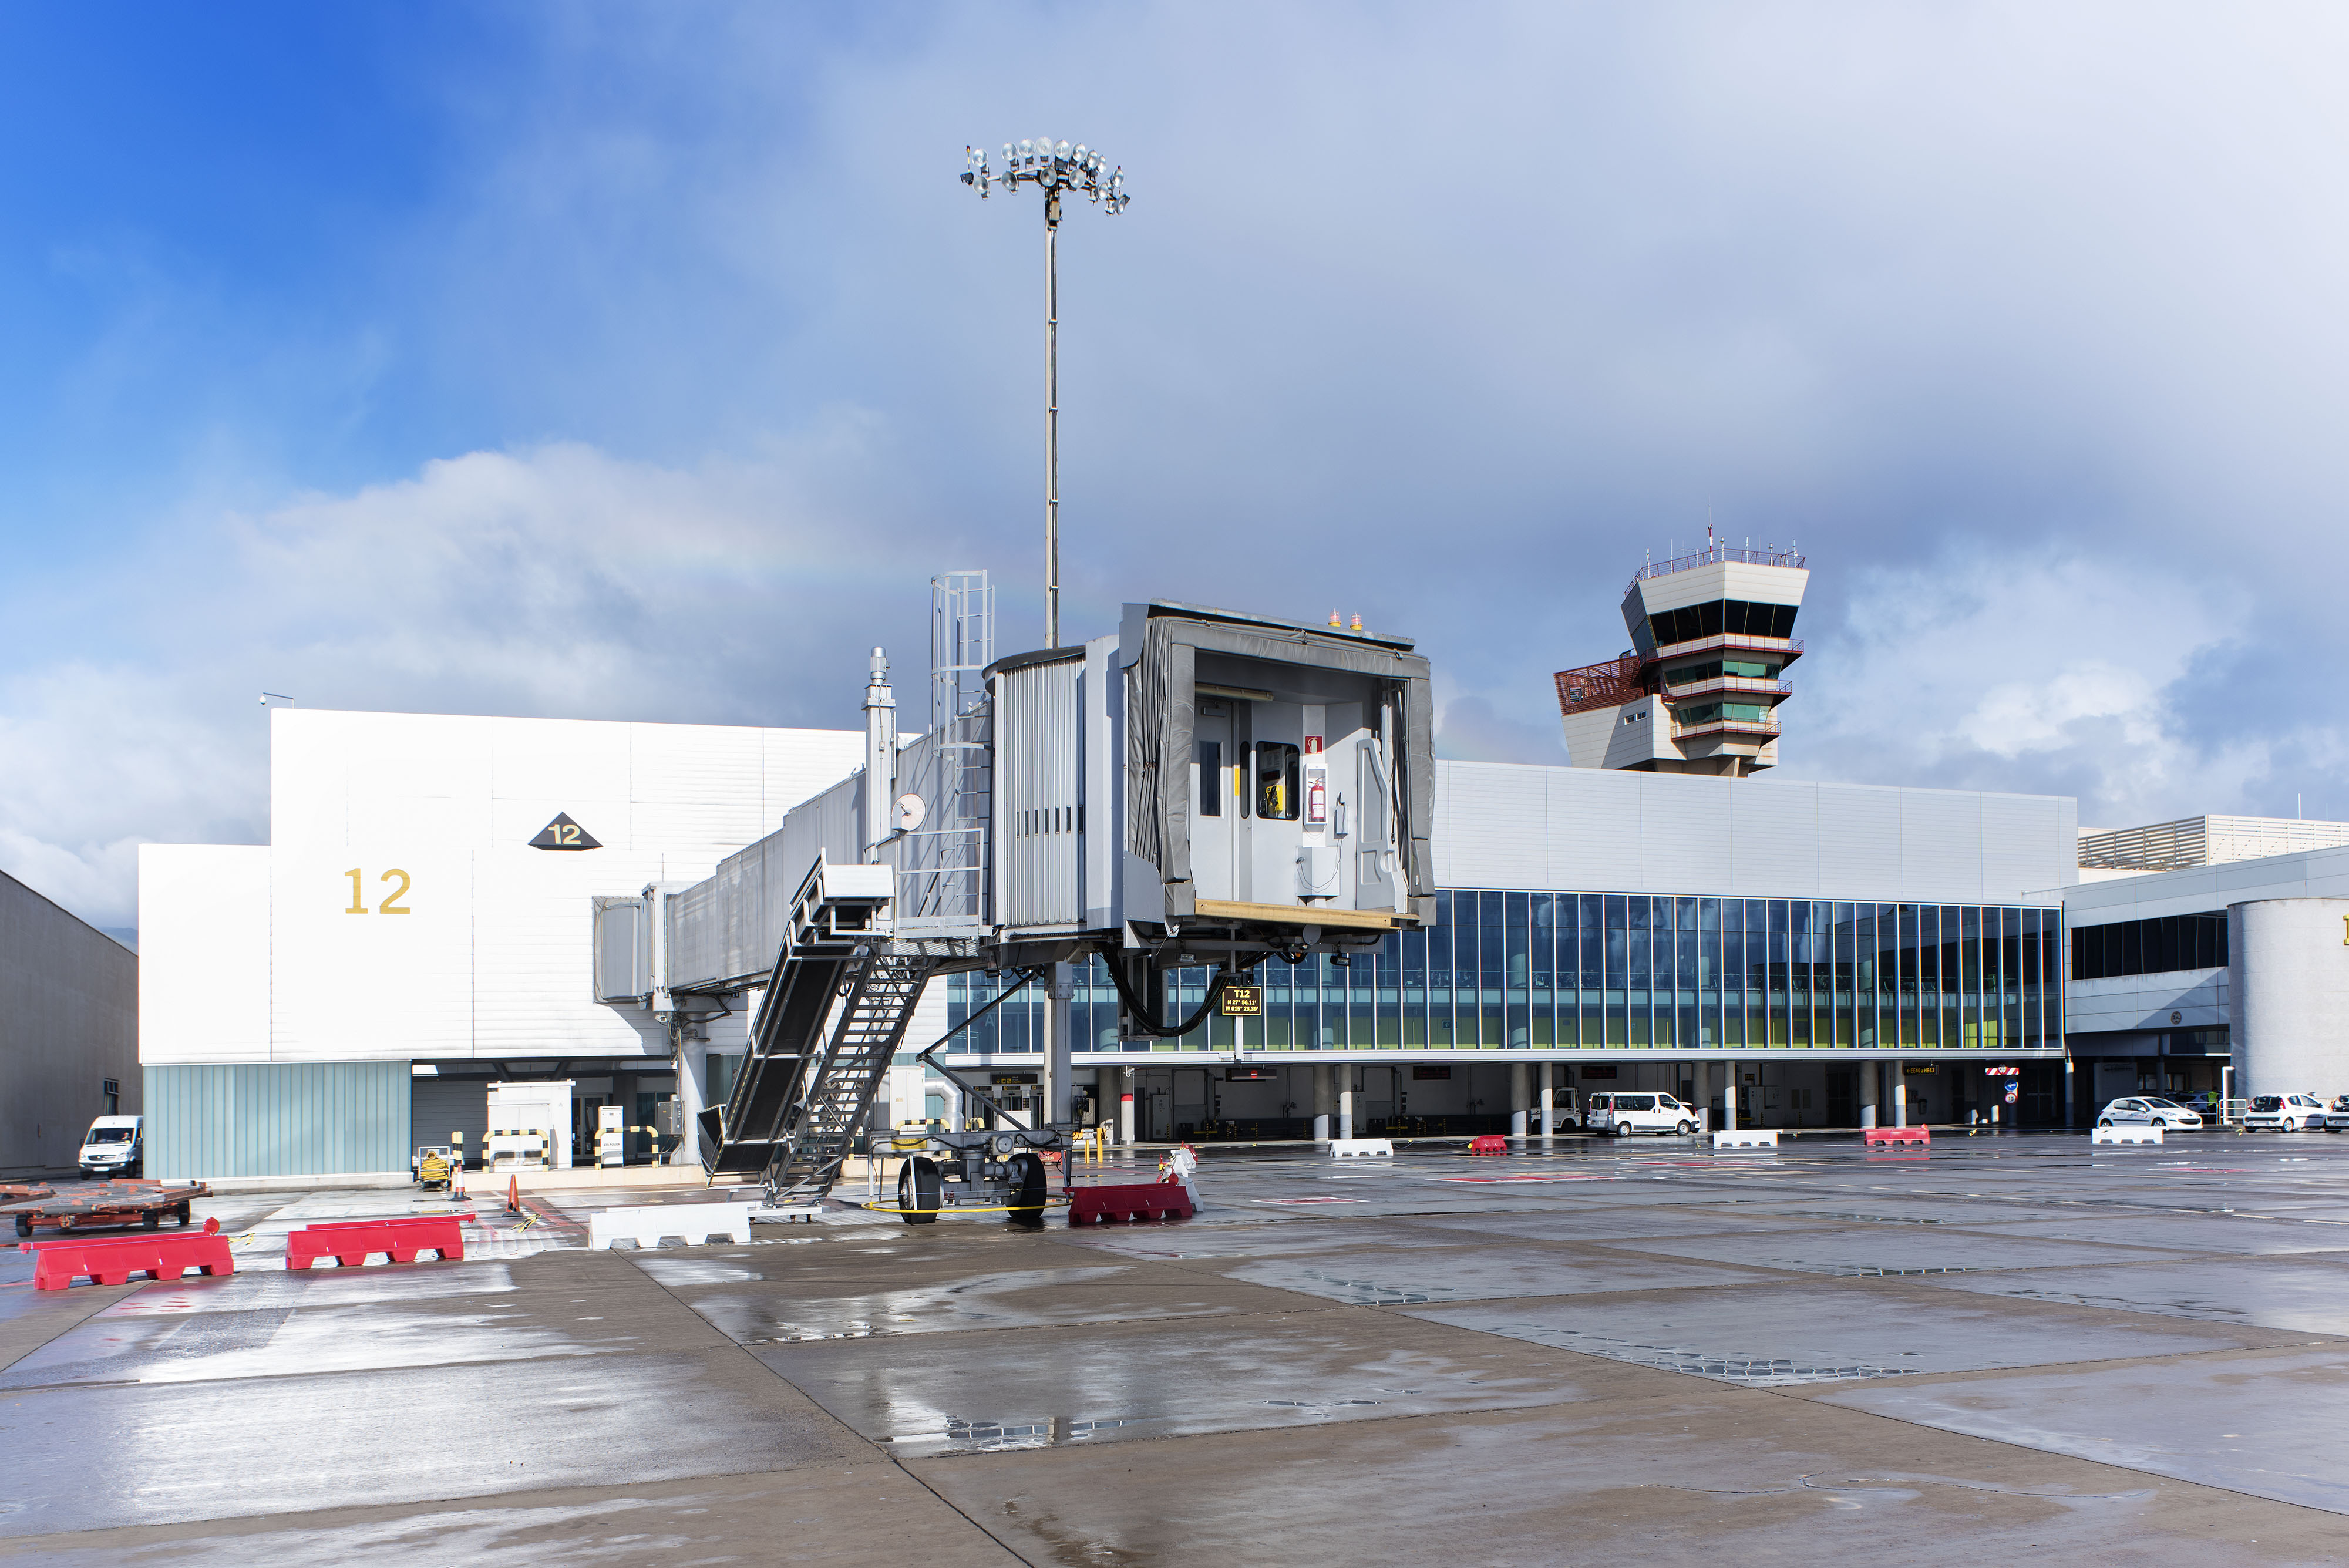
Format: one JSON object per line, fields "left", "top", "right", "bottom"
{"left": 1045, "top": 187, "right": 1060, "bottom": 648}
{"left": 963, "top": 139, "right": 1129, "bottom": 650}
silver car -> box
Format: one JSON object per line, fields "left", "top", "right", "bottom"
{"left": 2095, "top": 1096, "right": 2203, "bottom": 1130}
{"left": 2325, "top": 1096, "right": 2349, "bottom": 1133}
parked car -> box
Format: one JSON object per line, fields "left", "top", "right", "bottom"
{"left": 2183, "top": 1091, "right": 2224, "bottom": 1118}
{"left": 78, "top": 1114, "right": 143, "bottom": 1179}
{"left": 1589, "top": 1092, "right": 1700, "bottom": 1137}
{"left": 2244, "top": 1094, "right": 2328, "bottom": 1131}
{"left": 2095, "top": 1096, "right": 2203, "bottom": 1130}
{"left": 2321, "top": 1095, "right": 2349, "bottom": 1133}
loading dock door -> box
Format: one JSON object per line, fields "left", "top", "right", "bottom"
{"left": 410, "top": 1075, "right": 489, "bottom": 1169}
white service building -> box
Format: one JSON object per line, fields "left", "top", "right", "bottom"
{"left": 138, "top": 709, "right": 863, "bottom": 1177}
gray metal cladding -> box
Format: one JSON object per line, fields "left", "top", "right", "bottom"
{"left": 410, "top": 1075, "right": 489, "bottom": 1155}
{"left": 143, "top": 1061, "right": 411, "bottom": 1179}
{"left": 1815, "top": 785, "right": 1903, "bottom": 897}
{"left": 667, "top": 880, "right": 720, "bottom": 992}
{"left": 592, "top": 896, "right": 649, "bottom": 1001}
{"left": 997, "top": 655, "right": 1083, "bottom": 926}
{"left": 1435, "top": 761, "right": 2073, "bottom": 902}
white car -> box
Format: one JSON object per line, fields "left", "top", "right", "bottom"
{"left": 2095, "top": 1096, "right": 2203, "bottom": 1131}
{"left": 2325, "top": 1096, "right": 2349, "bottom": 1133}
{"left": 2244, "top": 1094, "right": 2328, "bottom": 1131}
{"left": 1588, "top": 1092, "right": 1700, "bottom": 1137}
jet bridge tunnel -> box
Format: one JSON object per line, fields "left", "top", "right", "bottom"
{"left": 590, "top": 600, "right": 1437, "bottom": 1189}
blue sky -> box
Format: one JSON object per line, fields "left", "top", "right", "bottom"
{"left": 6, "top": 3, "right": 2349, "bottom": 926}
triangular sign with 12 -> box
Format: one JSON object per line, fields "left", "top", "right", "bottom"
{"left": 530, "top": 813, "right": 601, "bottom": 850}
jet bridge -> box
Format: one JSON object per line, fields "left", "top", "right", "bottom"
{"left": 601, "top": 600, "right": 1437, "bottom": 1206}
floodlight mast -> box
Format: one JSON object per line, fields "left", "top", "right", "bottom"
{"left": 961, "top": 139, "right": 1129, "bottom": 648}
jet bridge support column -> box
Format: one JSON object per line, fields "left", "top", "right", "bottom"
{"left": 672, "top": 1031, "right": 708, "bottom": 1166}
{"left": 1046, "top": 962, "right": 1074, "bottom": 1128}
{"left": 1311, "top": 1065, "right": 1333, "bottom": 1142}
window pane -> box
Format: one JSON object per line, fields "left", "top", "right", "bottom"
{"left": 1255, "top": 742, "right": 1300, "bottom": 820}
{"left": 1197, "top": 741, "right": 1222, "bottom": 818}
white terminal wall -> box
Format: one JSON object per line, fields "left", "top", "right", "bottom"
{"left": 140, "top": 709, "right": 863, "bottom": 1066}
{"left": 2041, "top": 846, "right": 2349, "bottom": 1067}
{"left": 1436, "top": 763, "right": 2074, "bottom": 903}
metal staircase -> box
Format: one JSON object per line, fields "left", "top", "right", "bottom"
{"left": 701, "top": 856, "right": 928, "bottom": 1204}
{"left": 762, "top": 950, "right": 932, "bottom": 1205}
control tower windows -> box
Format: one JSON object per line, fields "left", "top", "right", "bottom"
{"left": 1643, "top": 598, "right": 1801, "bottom": 648}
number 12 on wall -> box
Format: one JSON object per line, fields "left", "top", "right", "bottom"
{"left": 345, "top": 868, "right": 413, "bottom": 915}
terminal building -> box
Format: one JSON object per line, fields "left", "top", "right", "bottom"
{"left": 2047, "top": 815, "right": 2349, "bottom": 1116}
{"left": 127, "top": 567, "right": 2349, "bottom": 1182}
{"left": 137, "top": 571, "right": 2085, "bottom": 1180}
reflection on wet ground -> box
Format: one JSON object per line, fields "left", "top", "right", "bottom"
{"left": 6, "top": 1132, "right": 2349, "bottom": 1561}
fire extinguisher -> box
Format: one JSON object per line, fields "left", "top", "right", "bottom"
{"left": 1307, "top": 776, "right": 1327, "bottom": 825}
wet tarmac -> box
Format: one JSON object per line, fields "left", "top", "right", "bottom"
{"left": 3, "top": 1130, "right": 2348, "bottom": 1562}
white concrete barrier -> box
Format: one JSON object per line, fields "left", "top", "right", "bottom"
{"left": 1711, "top": 1130, "right": 1779, "bottom": 1150}
{"left": 1329, "top": 1138, "right": 1395, "bottom": 1159}
{"left": 587, "top": 1201, "right": 759, "bottom": 1250}
{"left": 2092, "top": 1125, "right": 2163, "bottom": 1146}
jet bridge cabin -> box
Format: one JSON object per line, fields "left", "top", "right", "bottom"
{"left": 990, "top": 600, "right": 1436, "bottom": 960}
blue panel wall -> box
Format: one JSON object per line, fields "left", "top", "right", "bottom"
{"left": 144, "top": 1062, "right": 412, "bottom": 1178}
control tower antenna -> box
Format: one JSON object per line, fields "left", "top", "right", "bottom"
{"left": 961, "top": 137, "right": 1130, "bottom": 648}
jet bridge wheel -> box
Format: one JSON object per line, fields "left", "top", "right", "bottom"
{"left": 1005, "top": 1153, "right": 1048, "bottom": 1229}
{"left": 899, "top": 1157, "right": 942, "bottom": 1224}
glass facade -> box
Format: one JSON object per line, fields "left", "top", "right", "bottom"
{"left": 945, "top": 891, "right": 2063, "bottom": 1056}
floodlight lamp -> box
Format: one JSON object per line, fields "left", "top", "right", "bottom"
{"left": 1056, "top": 140, "right": 1071, "bottom": 157}
{"left": 1018, "top": 139, "right": 1033, "bottom": 156}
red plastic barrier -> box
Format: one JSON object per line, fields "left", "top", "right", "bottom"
{"left": 23, "top": 1218, "right": 233, "bottom": 1290}
{"left": 1863, "top": 1126, "right": 1931, "bottom": 1148}
{"left": 287, "top": 1214, "right": 466, "bottom": 1270}
{"left": 1468, "top": 1135, "right": 1510, "bottom": 1155}
{"left": 1065, "top": 1182, "right": 1195, "bottom": 1224}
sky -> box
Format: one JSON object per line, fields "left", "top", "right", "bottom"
{"left": 5, "top": 2, "right": 2348, "bottom": 930}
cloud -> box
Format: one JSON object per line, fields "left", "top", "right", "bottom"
{"left": 12, "top": 4, "right": 2349, "bottom": 920}
{"left": 0, "top": 436, "right": 970, "bottom": 926}
{"left": 1788, "top": 543, "right": 2306, "bottom": 826}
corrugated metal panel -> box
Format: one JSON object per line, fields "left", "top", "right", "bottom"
{"left": 1638, "top": 774, "right": 1733, "bottom": 893}
{"left": 1429, "top": 763, "right": 1549, "bottom": 889}
{"left": 411, "top": 1074, "right": 489, "bottom": 1156}
{"left": 668, "top": 880, "right": 720, "bottom": 991}
{"left": 1727, "top": 782, "right": 1818, "bottom": 894}
{"left": 1816, "top": 787, "right": 1902, "bottom": 899}
{"left": 997, "top": 659, "right": 1082, "bottom": 926}
{"left": 593, "top": 896, "right": 648, "bottom": 1001}
{"left": 1543, "top": 768, "right": 1642, "bottom": 890}
{"left": 1977, "top": 793, "right": 2052, "bottom": 902}
{"left": 144, "top": 1061, "right": 411, "bottom": 1179}
{"left": 1901, "top": 789, "right": 1984, "bottom": 901}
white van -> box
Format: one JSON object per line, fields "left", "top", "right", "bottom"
{"left": 1586, "top": 1092, "right": 1700, "bottom": 1137}
{"left": 79, "top": 1114, "right": 144, "bottom": 1179}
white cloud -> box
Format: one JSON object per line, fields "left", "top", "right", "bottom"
{"left": 1789, "top": 543, "right": 2285, "bottom": 825}
{"left": 17, "top": 5, "right": 2349, "bottom": 916}
{"left": 0, "top": 437, "right": 967, "bottom": 926}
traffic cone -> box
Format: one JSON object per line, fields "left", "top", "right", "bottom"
{"left": 506, "top": 1175, "right": 520, "bottom": 1213}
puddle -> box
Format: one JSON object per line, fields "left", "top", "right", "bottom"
{"left": 926, "top": 1414, "right": 1165, "bottom": 1452}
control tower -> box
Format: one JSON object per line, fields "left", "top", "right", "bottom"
{"left": 1553, "top": 543, "right": 1806, "bottom": 778}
